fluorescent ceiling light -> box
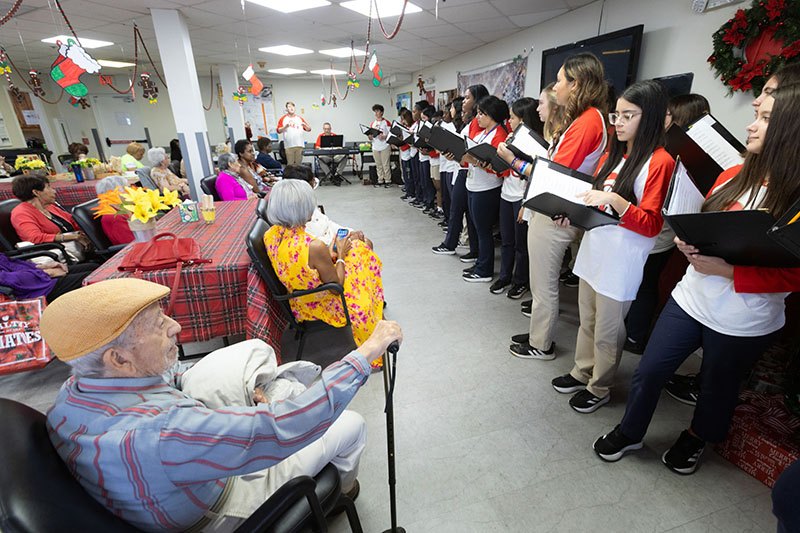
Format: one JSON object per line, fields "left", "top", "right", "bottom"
{"left": 340, "top": 0, "right": 422, "bottom": 18}
{"left": 97, "top": 60, "right": 135, "bottom": 68}
{"left": 319, "top": 47, "right": 366, "bottom": 58}
{"left": 259, "top": 45, "right": 313, "bottom": 56}
{"left": 41, "top": 35, "right": 113, "bottom": 49}
{"left": 310, "top": 69, "right": 347, "bottom": 75}
{"left": 268, "top": 68, "right": 307, "bottom": 75}
{"left": 246, "top": 0, "right": 330, "bottom": 13}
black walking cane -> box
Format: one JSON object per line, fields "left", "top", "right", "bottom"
{"left": 381, "top": 340, "right": 405, "bottom": 533}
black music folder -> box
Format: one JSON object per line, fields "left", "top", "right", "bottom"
{"left": 684, "top": 113, "right": 745, "bottom": 173}
{"left": 506, "top": 123, "right": 549, "bottom": 163}
{"left": 662, "top": 161, "right": 799, "bottom": 267}
{"left": 521, "top": 158, "right": 619, "bottom": 231}
{"left": 664, "top": 124, "right": 722, "bottom": 196}
{"left": 388, "top": 123, "right": 413, "bottom": 146}
{"left": 427, "top": 125, "right": 466, "bottom": 161}
{"left": 768, "top": 196, "right": 800, "bottom": 261}
{"left": 360, "top": 124, "right": 382, "bottom": 137}
{"left": 464, "top": 137, "right": 510, "bottom": 173}
{"left": 417, "top": 121, "right": 433, "bottom": 141}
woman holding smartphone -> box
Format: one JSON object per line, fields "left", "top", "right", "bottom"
{"left": 593, "top": 85, "right": 800, "bottom": 474}
{"left": 499, "top": 52, "right": 608, "bottom": 359}
{"left": 461, "top": 95, "right": 510, "bottom": 283}
{"left": 546, "top": 80, "right": 675, "bottom": 413}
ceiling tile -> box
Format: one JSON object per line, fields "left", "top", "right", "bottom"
{"left": 455, "top": 16, "right": 516, "bottom": 34}
{"left": 435, "top": 2, "right": 501, "bottom": 23}
{"left": 405, "top": 23, "right": 464, "bottom": 39}
{"left": 490, "top": 0, "right": 568, "bottom": 16}
{"left": 510, "top": 9, "right": 569, "bottom": 28}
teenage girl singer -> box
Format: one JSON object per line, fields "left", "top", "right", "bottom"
{"left": 548, "top": 80, "right": 675, "bottom": 413}
{"left": 499, "top": 52, "right": 608, "bottom": 359}
{"left": 594, "top": 85, "right": 800, "bottom": 475}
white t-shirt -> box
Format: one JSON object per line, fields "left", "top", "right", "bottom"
{"left": 440, "top": 121, "right": 461, "bottom": 174}
{"left": 671, "top": 178, "right": 785, "bottom": 336}
{"left": 466, "top": 125, "right": 505, "bottom": 193}
{"left": 277, "top": 114, "right": 308, "bottom": 148}
{"left": 501, "top": 170, "right": 526, "bottom": 203}
{"left": 370, "top": 118, "right": 391, "bottom": 151}
{"left": 408, "top": 122, "right": 418, "bottom": 158}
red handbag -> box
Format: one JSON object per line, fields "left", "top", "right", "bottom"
{"left": 118, "top": 232, "right": 211, "bottom": 313}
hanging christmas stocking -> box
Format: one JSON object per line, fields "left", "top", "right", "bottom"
{"left": 369, "top": 52, "right": 383, "bottom": 87}
{"left": 50, "top": 40, "right": 101, "bottom": 98}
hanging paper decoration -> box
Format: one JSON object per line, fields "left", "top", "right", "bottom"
{"left": 312, "top": 103, "right": 319, "bottom": 110}
{"left": 321, "top": 93, "right": 326, "bottom": 106}
{"left": 347, "top": 72, "right": 359, "bottom": 90}
{"left": 50, "top": 39, "right": 101, "bottom": 99}
{"left": 242, "top": 64, "right": 263, "bottom": 95}
{"left": 331, "top": 94, "right": 337, "bottom": 108}
{"left": 71, "top": 97, "right": 90, "bottom": 109}
{"left": 138, "top": 72, "right": 158, "bottom": 104}
{"left": 233, "top": 87, "right": 247, "bottom": 105}
{"left": 28, "top": 70, "right": 45, "bottom": 97}
{"left": 0, "top": 50, "right": 22, "bottom": 102}
{"left": 369, "top": 52, "right": 383, "bottom": 87}
{"left": 417, "top": 74, "right": 425, "bottom": 95}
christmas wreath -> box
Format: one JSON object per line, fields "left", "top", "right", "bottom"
{"left": 708, "top": 0, "right": 800, "bottom": 95}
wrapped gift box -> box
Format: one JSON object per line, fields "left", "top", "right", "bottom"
{"left": 715, "top": 393, "right": 800, "bottom": 488}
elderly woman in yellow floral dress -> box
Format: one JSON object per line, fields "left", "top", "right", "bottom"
{"left": 263, "top": 179, "right": 384, "bottom": 367}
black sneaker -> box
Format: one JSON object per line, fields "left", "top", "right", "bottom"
{"left": 432, "top": 244, "right": 456, "bottom": 255}
{"left": 562, "top": 272, "right": 579, "bottom": 288}
{"left": 459, "top": 252, "right": 478, "bottom": 263}
{"left": 489, "top": 279, "right": 510, "bottom": 294}
{"left": 437, "top": 220, "right": 448, "bottom": 228}
{"left": 665, "top": 374, "right": 699, "bottom": 406}
{"left": 593, "top": 425, "right": 643, "bottom": 462}
{"left": 510, "top": 342, "right": 555, "bottom": 360}
{"left": 521, "top": 306, "right": 531, "bottom": 318}
{"left": 409, "top": 200, "right": 422, "bottom": 207}
{"left": 423, "top": 206, "right": 435, "bottom": 215}
{"left": 552, "top": 373, "right": 586, "bottom": 393}
{"left": 521, "top": 299, "right": 532, "bottom": 307}
{"left": 463, "top": 265, "right": 475, "bottom": 274}
{"left": 400, "top": 195, "right": 411, "bottom": 201}
{"left": 415, "top": 202, "right": 427, "bottom": 210}
{"left": 558, "top": 269, "right": 572, "bottom": 282}
{"left": 510, "top": 333, "right": 529, "bottom": 344}
{"left": 624, "top": 337, "right": 646, "bottom": 355}
{"left": 569, "top": 389, "right": 610, "bottom": 413}
{"left": 383, "top": 183, "right": 392, "bottom": 188}
{"left": 662, "top": 430, "right": 705, "bottom": 475}
{"left": 506, "top": 283, "right": 528, "bottom": 300}
{"left": 463, "top": 272, "right": 492, "bottom": 283}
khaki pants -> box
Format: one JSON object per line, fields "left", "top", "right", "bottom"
{"left": 285, "top": 146, "right": 304, "bottom": 166}
{"left": 527, "top": 213, "right": 581, "bottom": 350}
{"left": 570, "top": 279, "right": 632, "bottom": 398}
{"left": 373, "top": 147, "right": 391, "bottom": 184}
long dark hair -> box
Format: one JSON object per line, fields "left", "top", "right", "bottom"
{"left": 169, "top": 138, "right": 182, "bottom": 162}
{"left": 463, "top": 84, "right": 489, "bottom": 124}
{"left": 451, "top": 97, "right": 464, "bottom": 131}
{"left": 552, "top": 52, "right": 608, "bottom": 151}
{"left": 668, "top": 94, "right": 710, "bottom": 129}
{"left": 511, "top": 97, "right": 540, "bottom": 132}
{"left": 593, "top": 80, "right": 668, "bottom": 206}
{"left": 476, "top": 95, "right": 510, "bottom": 133}
{"left": 703, "top": 84, "right": 800, "bottom": 216}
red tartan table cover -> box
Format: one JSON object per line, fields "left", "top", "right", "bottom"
{"left": 0, "top": 179, "right": 101, "bottom": 208}
{"left": 83, "top": 199, "right": 287, "bottom": 357}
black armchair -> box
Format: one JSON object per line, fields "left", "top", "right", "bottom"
{"left": 245, "top": 218, "right": 357, "bottom": 366}
{"left": 0, "top": 398, "right": 363, "bottom": 533}
{"left": 200, "top": 174, "right": 221, "bottom": 201}
{"left": 71, "top": 198, "right": 126, "bottom": 259}
{"left": 0, "top": 199, "right": 73, "bottom": 264}
{"left": 135, "top": 166, "right": 157, "bottom": 189}
{"left": 256, "top": 196, "right": 269, "bottom": 222}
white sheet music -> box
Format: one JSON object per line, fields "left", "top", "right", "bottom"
{"left": 525, "top": 161, "right": 592, "bottom": 204}
{"left": 663, "top": 162, "right": 706, "bottom": 216}
{"left": 510, "top": 125, "right": 549, "bottom": 159}
{"left": 686, "top": 115, "right": 744, "bottom": 171}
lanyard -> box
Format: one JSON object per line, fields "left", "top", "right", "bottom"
{"left": 477, "top": 123, "right": 499, "bottom": 144}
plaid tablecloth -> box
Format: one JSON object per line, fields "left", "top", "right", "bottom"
{"left": 83, "top": 199, "right": 288, "bottom": 357}
{"left": 0, "top": 179, "right": 102, "bottom": 208}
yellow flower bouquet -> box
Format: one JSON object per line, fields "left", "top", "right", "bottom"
{"left": 93, "top": 186, "right": 181, "bottom": 223}
{"left": 14, "top": 157, "right": 47, "bottom": 171}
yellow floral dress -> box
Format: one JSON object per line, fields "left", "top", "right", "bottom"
{"left": 264, "top": 225, "right": 384, "bottom": 364}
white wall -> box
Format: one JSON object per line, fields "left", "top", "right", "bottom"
{"left": 391, "top": 0, "right": 754, "bottom": 141}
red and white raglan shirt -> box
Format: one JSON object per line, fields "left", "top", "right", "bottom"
{"left": 277, "top": 114, "right": 309, "bottom": 149}
{"left": 523, "top": 107, "right": 608, "bottom": 221}
{"left": 369, "top": 118, "right": 392, "bottom": 152}
{"left": 440, "top": 121, "right": 462, "bottom": 184}
{"left": 466, "top": 123, "right": 510, "bottom": 193}
{"left": 573, "top": 148, "right": 675, "bottom": 302}
{"left": 672, "top": 165, "right": 800, "bottom": 336}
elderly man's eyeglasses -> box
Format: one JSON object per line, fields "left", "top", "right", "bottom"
{"left": 608, "top": 111, "right": 642, "bottom": 125}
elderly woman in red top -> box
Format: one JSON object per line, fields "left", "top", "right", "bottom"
{"left": 10, "top": 173, "right": 90, "bottom": 249}
{"left": 95, "top": 175, "right": 134, "bottom": 245}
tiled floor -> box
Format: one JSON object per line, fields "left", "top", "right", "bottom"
{"left": 0, "top": 181, "right": 776, "bottom": 532}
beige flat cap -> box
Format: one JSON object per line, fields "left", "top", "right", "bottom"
{"left": 40, "top": 278, "right": 170, "bottom": 362}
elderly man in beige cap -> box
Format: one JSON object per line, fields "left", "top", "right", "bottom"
{"left": 41, "top": 278, "right": 401, "bottom": 532}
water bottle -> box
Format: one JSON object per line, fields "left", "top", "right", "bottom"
{"left": 71, "top": 162, "right": 84, "bottom": 183}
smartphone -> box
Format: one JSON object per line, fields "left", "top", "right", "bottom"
{"left": 333, "top": 228, "right": 349, "bottom": 252}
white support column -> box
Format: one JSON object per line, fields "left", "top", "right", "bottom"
{"left": 30, "top": 97, "right": 64, "bottom": 173}
{"left": 150, "top": 8, "right": 212, "bottom": 200}
{"left": 217, "top": 64, "right": 246, "bottom": 143}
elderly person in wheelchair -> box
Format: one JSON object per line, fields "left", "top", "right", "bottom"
{"left": 42, "top": 278, "right": 401, "bottom": 532}
{"left": 263, "top": 180, "right": 385, "bottom": 369}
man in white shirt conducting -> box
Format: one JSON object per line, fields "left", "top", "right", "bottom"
{"left": 277, "top": 101, "right": 311, "bottom": 166}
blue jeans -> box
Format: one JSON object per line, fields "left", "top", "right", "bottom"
{"left": 441, "top": 170, "right": 452, "bottom": 222}
{"left": 406, "top": 154, "right": 420, "bottom": 200}
{"left": 401, "top": 158, "right": 412, "bottom": 194}
{"left": 419, "top": 160, "right": 435, "bottom": 207}
{"left": 467, "top": 187, "right": 501, "bottom": 277}
{"left": 443, "top": 169, "right": 476, "bottom": 252}
{"left": 620, "top": 297, "right": 777, "bottom": 443}
{"left": 499, "top": 198, "right": 528, "bottom": 285}
{"left": 624, "top": 248, "right": 675, "bottom": 344}
{"left": 774, "top": 459, "right": 800, "bottom": 533}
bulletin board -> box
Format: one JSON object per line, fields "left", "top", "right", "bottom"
{"left": 242, "top": 84, "right": 279, "bottom": 140}
{"left": 0, "top": 111, "right": 12, "bottom": 147}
